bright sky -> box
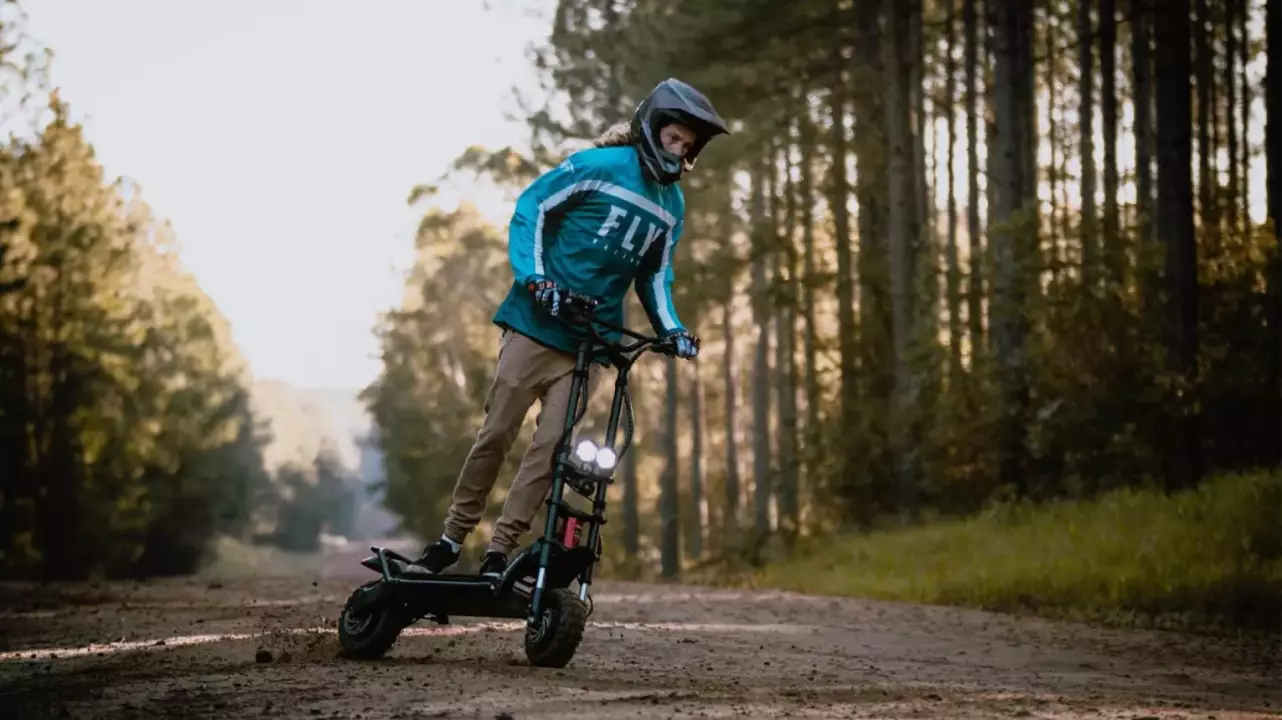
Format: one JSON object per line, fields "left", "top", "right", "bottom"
{"left": 23, "top": 0, "right": 554, "bottom": 391}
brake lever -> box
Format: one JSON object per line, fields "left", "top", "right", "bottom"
{"left": 558, "top": 291, "right": 601, "bottom": 324}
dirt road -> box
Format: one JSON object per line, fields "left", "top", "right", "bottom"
{"left": 1, "top": 541, "right": 1278, "bottom": 719}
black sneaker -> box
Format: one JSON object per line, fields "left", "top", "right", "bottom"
{"left": 398, "top": 538, "right": 460, "bottom": 575}
{"left": 478, "top": 550, "right": 507, "bottom": 579}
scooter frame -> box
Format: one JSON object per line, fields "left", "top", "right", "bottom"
{"left": 338, "top": 291, "right": 677, "bottom": 666}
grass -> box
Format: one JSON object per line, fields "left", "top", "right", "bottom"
{"left": 731, "top": 470, "right": 1281, "bottom": 634}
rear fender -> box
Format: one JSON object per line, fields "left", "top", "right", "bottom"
{"left": 348, "top": 580, "right": 394, "bottom": 613}
{"left": 361, "top": 546, "right": 415, "bottom": 579}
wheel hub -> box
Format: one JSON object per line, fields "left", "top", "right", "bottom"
{"left": 343, "top": 608, "right": 374, "bottom": 636}
{"left": 527, "top": 607, "right": 554, "bottom": 644}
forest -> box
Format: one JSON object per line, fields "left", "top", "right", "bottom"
{"left": 1, "top": 0, "right": 1279, "bottom": 633}
{"left": 365, "top": 0, "right": 1280, "bottom": 629}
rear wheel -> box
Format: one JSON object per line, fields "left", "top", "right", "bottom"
{"left": 524, "top": 587, "right": 587, "bottom": 668}
{"left": 337, "top": 580, "right": 404, "bottom": 660}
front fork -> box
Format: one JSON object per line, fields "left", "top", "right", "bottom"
{"left": 529, "top": 343, "right": 592, "bottom": 627}
{"left": 527, "top": 342, "right": 626, "bottom": 627}
{"left": 578, "top": 356, "right": 629, "bottom": 602}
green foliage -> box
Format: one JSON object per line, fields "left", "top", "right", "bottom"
{"left": 0, "top": 18, "right": 281, "bottom": 579}
{"left": 745, "top": 469, "right": 1281, "bottom": 632}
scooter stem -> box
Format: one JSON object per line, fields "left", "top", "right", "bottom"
{"left": 529, "top": 338, "right": 593, "bottom": 625}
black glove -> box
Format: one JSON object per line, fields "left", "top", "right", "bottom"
{"left": 664, "top": 330, "right": 700, "bottom": 359}
{"left": 525, "top": 276, "right": 563, "bottom": 316}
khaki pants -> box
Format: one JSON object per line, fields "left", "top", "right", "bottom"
{"left": 443, "top": 330, "right": 601, "bottom": 555}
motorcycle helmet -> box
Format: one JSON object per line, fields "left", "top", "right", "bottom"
{"left": 630, "top": 78, "right": 730, "bottom": 185}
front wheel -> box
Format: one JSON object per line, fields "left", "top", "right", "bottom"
{"left": 524, "top": 588, "right": 587, "bottom": 668}
{"left": 337, "top": 580, "right": 404, "bottom": 660}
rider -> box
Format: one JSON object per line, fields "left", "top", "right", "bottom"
{"left": 400, "top": 77, "right": 730, "bottom": 578}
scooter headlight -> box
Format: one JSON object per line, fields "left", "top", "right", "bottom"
{"left": 595, "top": 447, "right": 617, "bottom": 470}
{"left": 575, "top": 439, "right": 598, "bottom": 464}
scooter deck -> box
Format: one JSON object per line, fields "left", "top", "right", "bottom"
{"left": 399, "top": 578, "right": 529, "bottom": 620}
{"left": 358, "top": 543, "right": 595, "bottom": 621}
{"left": 358, "top": 547, "right": 532, "bottom": 620}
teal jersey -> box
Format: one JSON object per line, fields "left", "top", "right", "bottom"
{"left": 493, "top": 145, "right": 687, "bottom": 360}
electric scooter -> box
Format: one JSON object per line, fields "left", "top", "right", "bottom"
{"left": 335, "top": 290, "right": 683, "bottom": 668}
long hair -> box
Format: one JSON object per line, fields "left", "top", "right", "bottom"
{"left": 596, "top": 119, "right": 700, "bottom": 171}
{"left": 592, "top": 121, "right": 634, "bottom": 148}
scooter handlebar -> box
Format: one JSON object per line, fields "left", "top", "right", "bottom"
{"left": 559, "top": 290, "right": 679, "bottom": 356}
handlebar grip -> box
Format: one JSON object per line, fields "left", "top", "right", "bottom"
{"left": 563, "top": 290, "right": 600, "bottom": 311}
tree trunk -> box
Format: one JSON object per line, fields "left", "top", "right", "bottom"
{"left": 835, "top": 1, "right": 876, "bottom": 515}
{"left": 1269, "top": 0, "right": 1280, "bottom": 232}
{"left": 1210, "top": 23, "right": 1221, "bottom": 247}
{"left": 1132, "top": 0, "right": 1155, "bottom": 245}
{"left": 990, "top": 0, "right": 1036, "bottom": 494}
{"left": 0, "top": 234, "right": 28, "bottom": 552}
{"left": 1101, "top": 0, "right": 1121, "bottom": 286}
{"left": 911, "top": 0, "right": 928, "bottom": 280}
{"left": 964, "top": 0, "right": 984, "bottom": 358}
{"left": 1080, "top": 0, "right": 1098, "bottom": 290}
{"left": 985, "top": 0, "right": 997, "bottom": 353}
{"left": 659, "top": 355, "right": 680, "bottom": 578}
{"left": 688, "top": 347, "right": 705, "bottom": 561}
{"left": 1195, "top": 0, "right": 1213, "bottom": 249}
{"left": 885, "top": 0, "right": 914, "bottom": 511}
{"left": 777, "top": 131, "right": 800, "bottom": 543}
{"left": 799, "top": 92, "right": 821, "bottom": 477}
{"left": 1225, "top": 0, "right": 1239, "bottom": 235}
{"left": 1268, "top": 0, "right": 1281, "bottom": 464}
{"left": 0, "top": 328, "right": 23, "bottom": 537}
{"left": 1047, "top": 4, "right": 1061, "bottom": 281}
{"left": 41, "top": 278, "right": 81, "bottom": 579}
{"left": 1154, "top": 0, "right": 1201, "bottom": 492}
{"left": 1240, "top": 0, "right": 1252, "bottom": 232}
{"left": 946, "top": 0, "right": 962, "bottom": 374}
{"left": 854, "top": 2, "right": 892, "bottom": 509}
{"left": 750, "top": 155, "right": 772, "bottom": 543}
{"left": 834, "top": 1, "right": 860, "bottom": 498}
{"left": 720, "top": 299, "right": 741, "bottom": 546}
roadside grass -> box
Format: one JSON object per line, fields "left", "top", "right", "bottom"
{"left": 705, "top": 469, "right": 1281, "bottom": 634}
